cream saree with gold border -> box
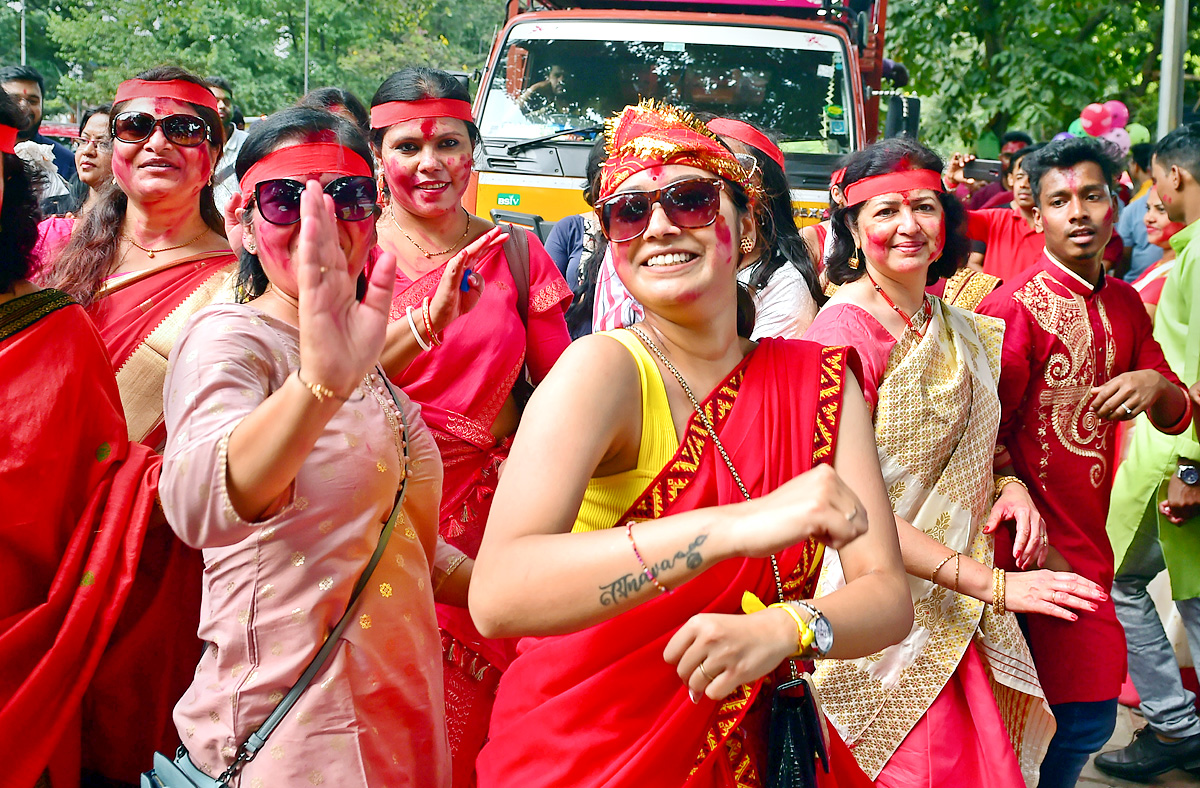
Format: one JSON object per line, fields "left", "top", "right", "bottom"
{"left": 813, "top": 299, "right": 1054, "bottom": 786}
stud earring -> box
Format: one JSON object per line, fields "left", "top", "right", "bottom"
{"left": 849, "top": 247, "right": 861, "bottom": 269}
{"left": 740, "top": 237, "right": 755, "bottom": 254}
{"left": 244, "top": 235, "right": 257, "bottom": 254}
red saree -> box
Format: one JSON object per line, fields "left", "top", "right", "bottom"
{"left": 82, "top": 251, "right": 236, "bottom": 783}
{"left": 0, "top": 290, "right": 160, "bottom": 788}
{"left": 477, "top": 338, "right": 872, "bottom": 788}
{"left": 387, "top": 231, "right": 571, "bottom": 786}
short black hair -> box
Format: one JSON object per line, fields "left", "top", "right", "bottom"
{"left": 827, "top": 137, "right": 969, "bottom": 286}
{"left": 1026, "top": 137, "right": 1119, "bottom": 204}
{"left": 298, "top": 87, "right": 371, "bottom": 137}
{"left": 205, "top": 76, "right": 233, "bottom": 96}
{"left": 1154, "top": 123, "right": 1200, "bottom": 182}
{"left": 0, "top": 64, "right": 44, "bottom": 94}
{"left": 1003, "top": 142, "right": 1044, "bottom": 177}
{"left": 1130, "top": 142, "right": 1155, "bottom": 172}
{"left": 0, "top": 90, "right": 41, "bottom": 291}
{"left": 1002, "top": 131, "right": 1034, "bottom": 147}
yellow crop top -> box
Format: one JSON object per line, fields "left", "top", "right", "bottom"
{"left": 571, "top": 329, "right": 679, "bottom": 533}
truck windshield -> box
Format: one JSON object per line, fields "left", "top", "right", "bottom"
{"left": 479, "top": 19, "right": 855, "bottom": 155}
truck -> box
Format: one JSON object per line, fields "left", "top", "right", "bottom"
{"left": 466, "top": 0, "right": 892, "bottom": 237}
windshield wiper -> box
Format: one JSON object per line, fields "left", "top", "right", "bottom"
{"left": 506, "top": 124, "right": 603, "bottom": 156}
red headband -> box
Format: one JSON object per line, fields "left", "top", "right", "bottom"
{"left": 239, "top": 142, "right": 372, "bottom": 196}
{"left": 829, "top": 167, "right": 846, "bottom": 190}
{"left": 114, "top": 79, "right": 219, "bottom": 113}
{"left": 0, "top": 124, "right": 16, "bottom": 155}
{"left": 842, "top": 169, "right": 944, "bottom": 206}
{"left": 706, "top": 118, "right": 785, "bottom": 170}
{"left": 370, "top": 98, "right": 473, "bottom": 130}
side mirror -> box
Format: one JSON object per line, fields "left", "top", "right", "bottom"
{"left": 884, "top": 95, "right": 921, "bottom": 139}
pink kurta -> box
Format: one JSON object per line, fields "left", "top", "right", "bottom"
{"left": 160, "top": 304, "right": 450, "bottom": 788}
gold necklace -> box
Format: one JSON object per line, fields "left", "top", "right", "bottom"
{"left": 123, "top": 227, "right": 210, "bottom": 258}
{"left": 389, "top": 207, "right": 471, "bottom": 258}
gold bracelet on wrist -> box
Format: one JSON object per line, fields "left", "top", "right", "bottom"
{"left": 993, "top": 474, "right": 1027, "bottom": 501}
{"left": 952, "top": 554, "right": 961, "bottom": 593}
{"left": 992, "top": 567, "right": 1007, "bottom": 614}
{"left": 930, "top": 553, "right": 956, "bottom": 585}
{"left": 296, "top": 369, "right": 348, "bottom": 404}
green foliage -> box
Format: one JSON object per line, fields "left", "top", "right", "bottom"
{"left": 3, "top": 0, "right": 501, "bottom": 118}
{"left": 889, "top": 0, "right": 1200, "bottom": 149}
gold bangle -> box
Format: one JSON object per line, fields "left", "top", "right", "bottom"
{"left": 993, "top": 474, "right": 1027, "bottom": 501}
{"left": 930, "top": 553, "right": 956, "bottom": 584}
{"left": 295, "top": 369, "right": 347, "bottom": 404}
{"left": 769, "top": 602, "right": 815, "bottom": 657}
{"left": 992, "top": 567, "right": 1007, "bottom": 613}
{"left": 952, "top": 553, "right": 961, "bottom": 593}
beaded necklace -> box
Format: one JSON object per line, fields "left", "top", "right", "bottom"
{"left": 866, "top": 269, "right": 932, "bottom": 338}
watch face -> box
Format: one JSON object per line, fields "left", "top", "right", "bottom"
{"left": 813, "top": 616, "right": 834, "bottom": 654}
{"left": 1183, "top": 466, "right": 1200, "bottom": 485}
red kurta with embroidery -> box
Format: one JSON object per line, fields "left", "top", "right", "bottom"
{"left": 977, "top": 254, "right": 1188, "bottom": 705}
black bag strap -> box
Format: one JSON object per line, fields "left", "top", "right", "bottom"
{"left": 502, "top": 223, "right": 531, "bottom": 328}
{"left": 217, "top": 371, "right": 411, "bottom": 784}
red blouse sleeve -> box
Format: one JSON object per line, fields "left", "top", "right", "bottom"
{"left": 524, "top": 232, "right": 572, "bottom": 383}
{"left": 802, "top": 303, "right": 894, "bottom": 413}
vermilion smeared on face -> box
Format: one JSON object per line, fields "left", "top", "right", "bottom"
{"left": 110, "top": 96, "right": 216, "bottom": 205}
{"left": 714, "top": 215, "right": 732, "bottom": 262}
{"left": 380, "top": 116, "right": 473, "bottom": 219}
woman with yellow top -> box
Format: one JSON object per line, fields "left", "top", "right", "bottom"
{"left": 468, "top": 100, "right": 912, "bottom": 787}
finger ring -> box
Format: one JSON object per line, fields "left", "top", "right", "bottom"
{"left": 845, "top": 505, "right": 860, "bottom": 522}
{"left": 1121, "top": 404, "right": 1133, "bottom": 416}
{"left": 698, "top": 663, "right": 715, "bottom": 682}
{"left": 1041, "top": 534, "right": 1048, "bottom": 546}
{"left": 319, "top": 266, "right": 329, "bottom": 274}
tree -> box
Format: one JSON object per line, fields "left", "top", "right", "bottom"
{"left": 888, "top": 0, "right": 1200, "bottom": 148}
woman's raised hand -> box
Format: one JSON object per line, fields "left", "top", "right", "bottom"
{"left": 1003, "top": 570, "right": 1108, "bottom": 621}
{"left": 427, "top": 225, "right": 507, "bottom": 333}
{"left": 729, "top": 464, "right": 868, "bottom": 556}
{"left": 296, "top": 180, "right": 397, "bottom": 397}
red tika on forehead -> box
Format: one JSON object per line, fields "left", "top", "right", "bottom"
{"left": 598, "top": 99, "right": 759, "bottom": 204}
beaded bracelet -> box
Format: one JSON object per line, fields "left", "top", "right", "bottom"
{"left": 992, "top": 567, "right": 1007, "bottom": 614}
{"left": 296, "top": 369, "right": 348, "bottom": 403}
{"left": 993, "top": 474, "right": 1027, "bottom": 501}
{"left": 626, "top": 521, "right": 668, "bottom": 594}
{"left": 406, "top": 306, "right": 432, "bottom": 352}
{"left": 930, "top": 552, "right": 956, "bottom": 585}
{"left": 953, "top": 553, "right": 961, "bottom": 593}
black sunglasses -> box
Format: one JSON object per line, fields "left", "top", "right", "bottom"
{"left": 254, "top": 176, "right": 378, "bottom": 226}
{"left": 597, "top": 178, "right": 724, "bottom": 242}
{"left": 111, "top": 111, "right": 211, "bottom": 147}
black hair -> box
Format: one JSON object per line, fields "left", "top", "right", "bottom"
{"left": 1001, "top": 131, "right": 1034, "bottom": 147}
{"left": 233, "top": 107, "right": 376, "bottom": 301}
{"left": 1130, "top": 142, "right": 1154, "bottom": 172}
{"left": 0, "top": 64, "right": 44, "bottom": 94}
{"left": 45, "top": 66, "right": 226, "bottom": 306}
{"left": 205, "top": 76, "right": 233, "bottom": 96}
{"left": 370, "top": 67, "right": 480, "bottom": 149}
{"left": 297, "top": 87, "right": 371, "bottom": 138}
{"left": 565, "top": 136, "right": 611, "bottom": 338}
{"left": 43, "top": 104, "right": 113, "bottom": 216}
{"left": 1002, "top": 142, "right": 1044, "bottom": 178}
{"left": 1154, "top": 123, "right": 1200, "bottom": 182}
{"left": 827, "top": 137, "right": 969, "bottom": 286}
{"left": 0, "top": 90, "right": 41, "bottom": 292}
{"left": 1026, "top": 136, "right": 1120, "bottom": 205}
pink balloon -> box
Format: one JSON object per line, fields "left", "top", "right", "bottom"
{"left": 1101, "top": 127, "right": 1131, "bottom": 155}
{"left": 1081, "top": 103, "right": 1113, "bottom": 136}
{"left": 1104, "top": 100, "right": 1130, "bottom": 129}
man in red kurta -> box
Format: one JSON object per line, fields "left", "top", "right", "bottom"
{"left": 977, "top": 137, "right": 1190, "bottom": 788}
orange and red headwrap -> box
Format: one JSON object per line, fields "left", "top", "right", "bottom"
{"left": 598, "top": 100, "right": 759, "bottom": 204}
{"left": 842, "top": 169, "right": 944, "bottom": 206}
{"left": 370, "top": 98, "right": 474, "bottom": 130}
{"left": 0, "top": 124, "right": 16, "bottom": 155}
{"left": 114, "top": 78, "right": 219, "bottom": 113}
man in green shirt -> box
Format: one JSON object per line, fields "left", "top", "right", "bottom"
{"left": 1099, "top": 123, "right": 1200, "bottom": 780}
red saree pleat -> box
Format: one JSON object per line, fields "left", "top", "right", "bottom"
{"left": 478, "top": 339, "right": 867, "bottom": 788}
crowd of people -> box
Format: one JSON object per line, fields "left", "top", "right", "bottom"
{"left": 4, "top": 58, "right": 1200, "bottom": 788}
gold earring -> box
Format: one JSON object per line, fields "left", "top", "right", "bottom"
{"left": 740, "top": 237, "right": 754, "bottom": 254}
{"left": 849, "top": 248, "right": 861, "bottom": 269}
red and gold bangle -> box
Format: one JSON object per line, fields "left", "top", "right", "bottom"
{"left": 421, "top": 297, "right": 444, "bottom": 347}
{"left": 626, "top": 521, "right": 668, "bottom": 594}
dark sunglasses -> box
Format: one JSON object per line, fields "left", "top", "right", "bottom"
{"left": 111, "top": 111, "right": 211, "bottom": 147}
{"left": 598, "top": 178, "right": 724, "bottom": 242}
{"left": 254, "top": 176, "right": 378, "bottom": 226}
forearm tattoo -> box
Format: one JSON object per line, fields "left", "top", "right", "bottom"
{"left": 598, "top": 534, "right": 707, "bottom": 605}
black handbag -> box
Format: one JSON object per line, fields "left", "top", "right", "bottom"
{"left": 767, "top": 673, "right": 831, "bottom": 788}
{"left": 141, "top": 373, "right": 411, "bottom": 788}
